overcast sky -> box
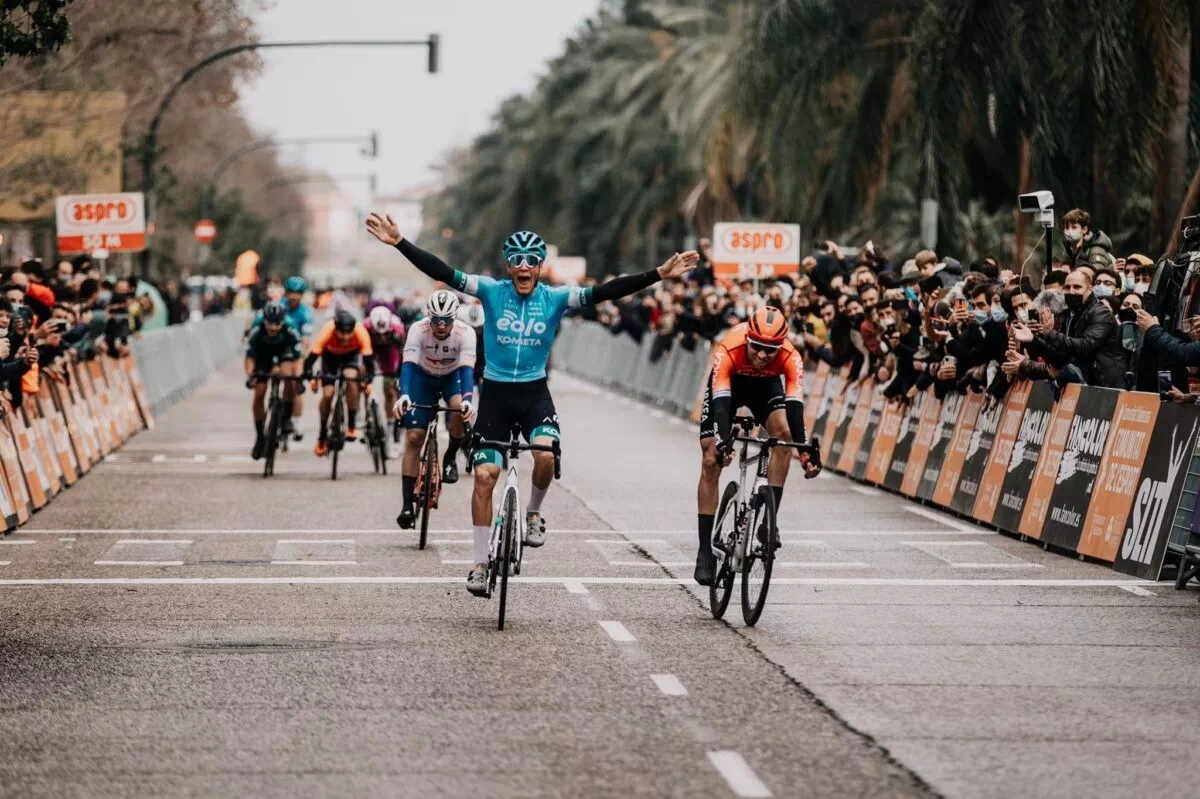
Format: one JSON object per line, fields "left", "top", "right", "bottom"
{"left": 239, "top": 0, "right": 601, "bottom": 200}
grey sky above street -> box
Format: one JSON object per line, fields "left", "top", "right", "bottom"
{"left": 240, "top": 0, "right": 601, "bottom": 199}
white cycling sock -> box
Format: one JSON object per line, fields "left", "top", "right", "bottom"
{"left": 473, "top": 525, "right": 490, "bottom": 565}
{"left": 527, "top": 483, "right": 548, "bottom": 515}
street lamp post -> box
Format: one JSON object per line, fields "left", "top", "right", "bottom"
{"left": 140, "top": 36, "right": 439, "bottom": 279}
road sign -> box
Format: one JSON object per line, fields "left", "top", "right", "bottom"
{"left": 55, "top": 192, "right": 146, "bottom": 254}
{"left": 711, "top": 222, "right": 801, "bottom": 281}
{"left": 193, "top": 219, "right": 217, "bottom": 244}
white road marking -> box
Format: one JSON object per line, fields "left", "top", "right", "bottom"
{"left": 269, "top": 560, "right": 357, "bottom": 566}
{"left": 951, "top": 563, "right": 1044, "bottom": 569}
{"left": 0, "top": 576, "right": 1159, "bottom": 587}
{"left": 707, "top": 751, "right": 772, "bottom": 798}
{"left": 904, "top": 505, "right": 985, "bottom": 533}
{"left": 850, "top": 485, "right": 881, "bottom": 496}
{"left": 0, "top": 540, "right": 35, "bottom": 545}
{"left": 277, "top": 539, "right": 355, "bottom": 544}
{"left": 599, "top": 620, "right": 636, "bottom": 642}
{"left": 901, "top": 540, "right": 989, "bottom": 546}
{"left": 58, "top": 537, "right": 75, "bottom": 543}
{"left": 218, "top": 455, "right": 254, "bottom": 463}
{"left": 151, "top": 455, "right": 167, "bottom": 463}
{"left": 0, "top": 561, "right": 10, "bottom": 566}
{"left": 12, "top": 527, "right": 989, "bottom": 537}
{"left": 1118, "top": 585, "right": 1156, "bottom": 597}
{"left": 440, "top": 559, "right": 475, "bottom": 565}
{"left": 115, "top": 539, "right": 193, "bottom": 545}
{"left": 622, "top": 560, "right": 871, "bottom": 569}
{"left": 651, "top": 673, "right": 688, "bottom": 696}
{"left": 563, "top": 580, "right": 589, "bottom": 594}
{"left": 431, "top": 539, "right": 473, "bottom": 545}
{"left": 193, "top": 454, "right": 208, "bottom": 463}
{"left": 93, "top": 561, "right": 184, "bottom": 567}
{"left": 584, "top": 538, "right": 669, "bottom": 545}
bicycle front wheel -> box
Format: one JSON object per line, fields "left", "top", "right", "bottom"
{"left": 497, "top": 487, "right": 518, "bottom": 631}
{"left": 709, "top": 481, "right": 739, "bottom": 620}
{"left": 418, "top": 434, "right": 437, "bottom": 551}
{"left": 330, "top": 397, "right": 344, "bottom": 481}
{"left": 263, "top": 398, "right": 279, "bottom": 479}
{"left": 741, "top": 484, "right": 777, "bottom": 626}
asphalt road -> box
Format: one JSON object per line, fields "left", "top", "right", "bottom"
{"left": 0, "top": 361, "right": 1196, "bottom": 798}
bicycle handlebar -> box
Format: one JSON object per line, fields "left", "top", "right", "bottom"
{"left": 475, "top": 436, "right": 562, "bottom": 480}
{"left": 730, "top": 433, "right": 823, "bottom": 470}
{"left": 409, "top": 403, "right": 465, "bottom": 415}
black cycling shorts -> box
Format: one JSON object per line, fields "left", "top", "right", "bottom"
{"left": 698, "top": 374, "right": 787, "bottom": 440}
{"left": 319, "top": 352, "right": 364, "bottom": 385}
{"left": 251, "top": 351, "right": 296, "bottom": 380}
{"left": 471, "top": 378, "right": 559, "bottom": 466}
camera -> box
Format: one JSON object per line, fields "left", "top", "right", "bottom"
{"left": 1018, "top": 190, "right": 1055, "bottom": 228}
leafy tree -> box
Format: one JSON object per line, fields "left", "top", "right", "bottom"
{"left": 0, "top": 0, "right": 72, "bottom": 67}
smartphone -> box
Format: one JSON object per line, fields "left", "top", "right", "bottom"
{"left": 805, "top": 322, "right": 816, "bottom": 334}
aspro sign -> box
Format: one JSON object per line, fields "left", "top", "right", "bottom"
{"left": 711, "top": 222, "right": 801, "bottom": 281}
{"left": 55, "top": 192, "right": 147, "bottom": 254}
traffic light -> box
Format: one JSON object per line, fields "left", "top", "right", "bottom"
{"left": 428, "top": 33, "right": 439, "bottom": 74}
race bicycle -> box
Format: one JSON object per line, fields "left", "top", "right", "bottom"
{"left": 248, "top": 372, "right": 305, "bottom": 479}
{"left": 403, "top": 404, "right": 469, "bottom": 550}
{"left": 475, "top": 424, "right": 561, "bottom": 631}
{"left": 324, "top": 374, "right": 373, "bottom": 481}
{"left": 362, "top": 393, "right": 388, "bottom": 475}
{"left": 709, "top": 416, "right": 821, "bottom": 626}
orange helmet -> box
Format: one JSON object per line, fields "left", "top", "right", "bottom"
{"left": 747, "top": 307, "right": 788, "bottom": 346}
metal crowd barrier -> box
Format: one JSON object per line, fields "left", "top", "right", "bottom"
{"left": 554, "top": 322, "right": 710, "bottom": 417}
{"left": 130, "top": 315, "right": 247, "bottom": 414}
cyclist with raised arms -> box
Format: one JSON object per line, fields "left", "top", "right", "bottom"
{"left": 367, "top": 305, "right": 406, "bottom": 456}
{"left": 302, "top": 309, "right": 375, "bottom": 457}
{"left": 694, "top": 307, "right": 822, "bottom": 587}
{"left": 365, "top": 212, "right": 698, "bottom": 596}
{"left": 245, "top": 301, "right": 302, "bottom": 460}
{"left": 394, "top": 290, "right": 476, "bottom": 528}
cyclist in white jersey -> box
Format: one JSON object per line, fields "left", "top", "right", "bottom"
{"left": 394, "top": 290, "right": 476, "bottom": 528}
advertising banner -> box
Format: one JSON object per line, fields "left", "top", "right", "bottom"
{"left": 917, "top": 392, "right": 967, "bottom": 501}
{"left": 804, "top": 361, "right": 831, "bottom": 434}
{"left": 837, "top": 379, "right": 874, "bottom": 474}
{"left": 1076, "top": 393, "right": 1161, "bottom": 563}
{"left": 949, "top": 394, "right": 1006, "bottom": 515}
{"left": 931, "top": 392, "right": 985, "bottom": 506}
{"left": 829, "top": 379, "right": 861, "bottom": 469}
{"left": 851, "top": 383, "right": 885, "bottom": 480}
{"left": 1112, "top": 401, "right": 1200, "bottom": 579}
{"left": 866, "top": 396, "right": 906, "bottom": 485}
{"left": 990, "top": 381, "right": 1055, "bottom": 532}
{"left": 712, "top": 222, "right": 802, "bottom": 281}
{"left": 816, "top": 371, "right": 847, "bottom": 465}
{"left": 901, "top": 391, "right": 943, "bottom": 497}
{"left": 971, "top": 381, "right": 1034, "bottom": 523}
{"left": 1040, "top": 387, "right": 1121, "bottom": 552}
{"left": 1019, "top": 384, "right": 1082, "bottom": 539}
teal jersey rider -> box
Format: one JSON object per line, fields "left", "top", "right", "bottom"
{"left": 252, "top": 297, "right": 313, "bottom": 337}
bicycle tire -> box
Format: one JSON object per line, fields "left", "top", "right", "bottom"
{"left": 498, "top": 486, "right": 517, "bottom": 631}
{"left": 263, "top": 397, "right": 279, "bottom": 479}
{"left": 418, "top": 433, "right": 437, "bottom": 551}
{"left": 330, "top": 395, "right": 344, "bottom": 481}
{"left": 709, "top": 481, "right": 739, "bottom": 620}
{"left": 374, "top": 400, "right": 388, "bottom": 475}
{"left": 741, "top": 484, "right": 777, "bottom": 626}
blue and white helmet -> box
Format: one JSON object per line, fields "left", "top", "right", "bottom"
{"left": 502, "top": 230, "right": 547, "bottom": 263}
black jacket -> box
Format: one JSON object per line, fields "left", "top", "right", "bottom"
{"left": 1144, "top": 325, "right": 1200, "bottom": 367}
{"left": 1031, "top": 294, "right": 1124, "bottom": 388}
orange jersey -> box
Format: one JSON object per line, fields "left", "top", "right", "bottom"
{"left": 311, "top": 321, "right": 373, "bottom": 357}
{"left": 709, "top": 323, "right": 804, "bottom": 399}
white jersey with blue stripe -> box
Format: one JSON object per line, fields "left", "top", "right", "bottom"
{"left": 451, "top": 273, "right": 591, "bottom": 383}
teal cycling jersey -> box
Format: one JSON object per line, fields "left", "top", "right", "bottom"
{"left": 252, "top": 303, "right": 314, "bottom": 337}
{"left": 451, "top": 272, "right": 592, "bottom": 383}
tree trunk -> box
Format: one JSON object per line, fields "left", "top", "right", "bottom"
{"left": 1152, "top": 24, "right": 1191, "bottom": 254}
{"left": 1013, "top": 132, "right": 1031, "bottom": 269}
{"left": 1166, "top": 160, "right": 1200, "bottom": 256}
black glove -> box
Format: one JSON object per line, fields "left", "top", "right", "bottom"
{"left": 245, "top": 376, "right": 256, "bottom": 389}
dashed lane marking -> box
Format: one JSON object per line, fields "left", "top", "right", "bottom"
{"left": 0, "top": 561, "right": 10, "bottom": 566}
{"left": 950, "top": 563, "right": 1044, "bottom": 569}
{"left": 0, "top": 576, "right": 1162, "bottom": 588}
{"left": 58, "top": 537, "right": 75, "bottom": 543}
{"left": 707, "top": 751, "right": 772, "bottom": 798}
{"left": 1118, "top": 585, "right": 1156, "bottom": 597}
{"left": 93, "top": 561, "right": 184, "bottom": 567}
{"left": 269, "top": 560, "right": 357, "bottom": 566}
{"left": 651, "top": 673, "right": 688, "bottom": 696}
{"left": 563, "top": 581, "right": 588, "bottom": 594}
{"left": 903, "top": 505, "right": 987, "bottom": 533}
{"left": 440, "top": 559, "right": 475, "bottom": 565}
{"left": 151, "top": 455, "right": 167, "bottom": 463}
{"left": 276, "top": 539, "right": 355, "bottom": 544}
{"left": 0, "top": 540, "right": 36, "bottom": 545}
{"left": 115, "top": 539, "right": 193, "bottom": 545}
{"left": 599, "top": 620, "right": 636, "bottom": 642}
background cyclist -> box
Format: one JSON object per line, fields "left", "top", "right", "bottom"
{"left": 394, "top": 289, "right": 476, "bottom": 529}
{"left": 366, "top": 305, "right": 406, "bottom": 459}
{"left": 365, "top": 211, "right": 697, "bottom": 596}
{"left": 244, "top": 301, "right": 302, "bottom": 460}
{"left": 694, "top": 306, "right": 820, "bottom": 587}
{"left": 302, "top": 309, "right": 375, "bottom": 457}
{"left": 282, "top": 276, "right": 314, "bottom": 440}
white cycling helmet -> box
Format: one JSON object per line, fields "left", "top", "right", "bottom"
{"left": 425, "top": 289, "right": 459, "bottom": 320}
{"left": 368, "top": 305, "right": 393, "bottom": 334}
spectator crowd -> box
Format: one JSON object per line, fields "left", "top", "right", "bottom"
{"left": 574, "top": 207, "right": 1200, "bottom": 405}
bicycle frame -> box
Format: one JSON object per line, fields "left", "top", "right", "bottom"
{"left": 711, "top": 434, "right": 772, "bottom": 571}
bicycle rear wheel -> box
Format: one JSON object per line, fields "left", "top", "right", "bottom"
{"left": 263, "top": 398, "right": 279, "bottom": 478}
{"left": 741, "top": 484, "right": 777, "bottom": 626}
{"left": 497, "top": 486, "right": 518, "bottom": 631}
{"left": 708, "top": 481, "right": 739, "bottom": 620}
{"left": 418, "top": 433, "right": 437, "bottom": 550}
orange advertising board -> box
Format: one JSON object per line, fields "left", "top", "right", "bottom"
{"left": 932, "top": 392, "right": 986, "bottom": 507}
{"left": 865, "top": 397, "right": 905, "bottom": 484}
{"left": 1076, "top": 392, "right": 1160, "bottom": 561}
{"left": 837, "top": 379, "right": 874, "bottom": 473}
{"left": 1019, "top": 384, "right": 1082, "bottom": 539}
{"left": 804, "top": 360, "right": 831, "bottom": 434}
{"left": 900, "top": 391, "right": 943, "bottom": 497}
{"left": 972, "top": 380, "right": 1033, "bottom": 522}
{"left": 711, "top": 222, "right": 801, "bottom": 281}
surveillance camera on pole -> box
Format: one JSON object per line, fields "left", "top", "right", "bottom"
{"left": 1019, "top": 190, "right": 1055, "bottom": 288}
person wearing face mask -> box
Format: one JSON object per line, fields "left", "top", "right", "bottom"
{"left": 1061, "top": 208, "right": 1116, "bottom": 271}
{"left": 1011, "top": 270, "right": 1124, "bottom": 388}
